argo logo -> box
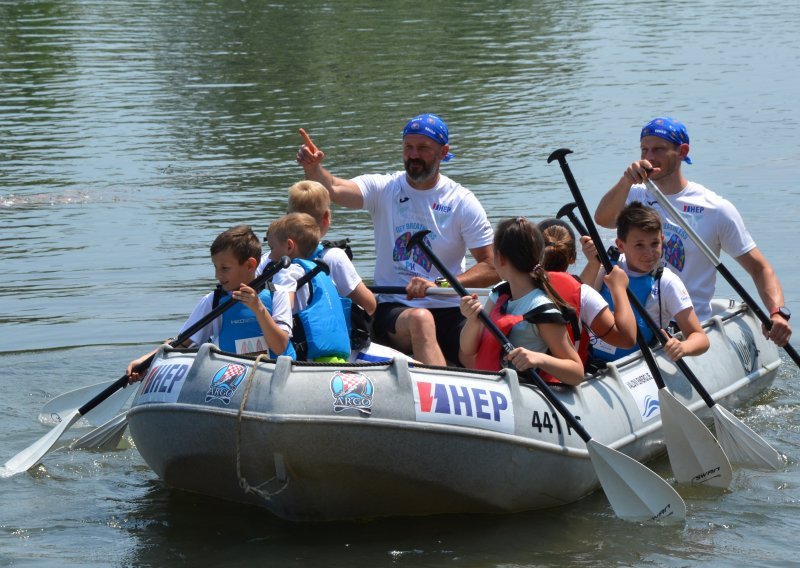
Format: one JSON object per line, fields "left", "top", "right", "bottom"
{"left": 205, "top": 364, "right": 247, "bottom": 405}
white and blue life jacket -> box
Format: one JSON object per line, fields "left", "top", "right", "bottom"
{"left": 215, "top": 289, "right": 297, "bottom": 359}
{"left": 592, "top": 262, "right": 663, "bottom": 362}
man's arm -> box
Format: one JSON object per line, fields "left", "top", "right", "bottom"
{"left": 458, "top": 244, "right": 500, "bottom": 288}
{"left": 296, "top": 136, "right": 364, "bottom": 209}
{"left": 595, "top": 175, "right": 634, "bottom": 228}
{"left": 736, "top": 247, "right": 792, "bottom": 345}
{"left": 595, "top": 160, "right": 658, "bottom": 228}
{"left": 404, "top": 244, "right": 499, "bottom": 299}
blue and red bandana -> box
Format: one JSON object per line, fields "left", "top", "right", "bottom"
{"left": 641, "top": 116, "right": 692, "bottom": 164}
{"left": 402, "top": 113, "right": 454, "bottom": 162}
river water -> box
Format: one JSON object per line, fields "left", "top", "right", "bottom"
{"left": 1, "top": 0, "right": 799, "bottom": 565}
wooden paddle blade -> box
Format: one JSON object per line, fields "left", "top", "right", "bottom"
{"left": 712, "top": 404, "right": 782, "bottom": 470}
{"left": 587, "top": 439, "right": 686, "bottom": 523}
{"left": 659, "top": 390, "right": 733, "bottom": 489}
{"left": 1, "top": 409, "right": 82, "bottom": 477}
{"left": 39, "top": 380, "right": 134, "bottom": 427}
{"left": 70, "top": 412, "right": 129, "bottom": 452}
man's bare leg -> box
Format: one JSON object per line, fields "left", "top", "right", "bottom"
{"left": 387, "top": 308, "right": 446, "bottom": 366}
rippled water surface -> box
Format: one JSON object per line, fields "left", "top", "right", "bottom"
{"left": 2, "top": 1, "right": 799, "bottom": 565}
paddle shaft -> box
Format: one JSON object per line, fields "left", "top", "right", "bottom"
{"left": 642, "top": 177, "right": 800, "bottom": 368}
{"left": 77, "top": 256, "right": 292, "bottom": 417}
{"left": 550, "top": 150, "right": 720, "bottom": 406}
{"left": 369, "top": 285, "right": 489, "bottom": 296}
{"left": 406, "top": 231, "right": 594, "bottom": 443}
{"left": 557, "top": 203, "right": 590, "bottom": 238}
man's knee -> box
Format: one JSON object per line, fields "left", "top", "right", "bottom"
{"left": 399, "top": 308, "right": 436, "bottom": 335}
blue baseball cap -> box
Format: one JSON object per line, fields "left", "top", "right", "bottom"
{"left": 641, "top": 116, "right": 692, "bottom": 164}
{"left": 402, "top": 113, "right": 454, "bottom": 162}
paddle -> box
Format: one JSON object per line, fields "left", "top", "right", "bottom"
{"left": 549, "top": 149, "right": 781, "bottom": 470}
{"left": 70, "top": 412, "right": 129, "bottom": 452}
{"left": 39, "top": 379, "right": 135, "bottom": 427}
{"left": 549, "top": 149, "right": 733, "bottom": 488}
{"left": 641, "top": 176, "right": 800, "bottom": 369}
{"left": 556, "top": 202, "right": 589, "bottom": 237}
{"left": 368, "top": 285, "right": 490, "bottom": 296}
{"left": 1, "top": 256, "right": 292, "bottom": 477}
{"left": 406, "top": 229, "right": 685, "bottom": 522}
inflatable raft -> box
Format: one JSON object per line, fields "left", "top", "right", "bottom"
{"left": 128, "top": 300, "right": 780, "bottom": 521}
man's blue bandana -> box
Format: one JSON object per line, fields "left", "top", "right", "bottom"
{"left": 641, "top": 116, "right": 692, "bottom": 164}
{"left": 403, "top": 113, "right": 454, "bottom": 162}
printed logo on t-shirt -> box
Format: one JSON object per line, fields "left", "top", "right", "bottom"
{"left": 431, "top": 201, "right": 452, "bottom": 214}
{"left": 663, "top": 234, "right": 685, "bottom": 272}
{"left": 392, "top": 230, "right": 433, "bottom": 272}
{"left": 683, "top": 205, "right": 704, "bottom": 214}
{"left": 399, "top": 196, "right": 409, "bottom": 203}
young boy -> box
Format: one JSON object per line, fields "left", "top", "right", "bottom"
{"left": 267, "top": 212, "right": 351, "bottom": 362}
{"left": 285, "top": 180, "right": 376, "bottom": 317}
{"left": 590, "top": 201, "right": 709, "bottom": 363}
{"left": 126, "top": 225, "right": 295, "bottom": 381}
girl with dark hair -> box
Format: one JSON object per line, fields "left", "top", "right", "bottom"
{"left": 458, "top": 217, "right": 584, "bottom": 385}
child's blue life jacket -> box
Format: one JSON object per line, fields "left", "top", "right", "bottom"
{"left": 311, "top": 242, "right": 372, "bottom": 350}
{"left": 292, "top": 256, "right": 351, "bottom": 360}
{"left": 592, "top": 260, "right": 663, "bottom": 362}
{"left": 215, "top": 289, "right": 297, "bottom": 359}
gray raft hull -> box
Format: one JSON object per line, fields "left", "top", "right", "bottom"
{"left": 128, "top": 301, "right": 780, "bottom": 521}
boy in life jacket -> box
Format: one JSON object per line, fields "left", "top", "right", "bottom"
{"left": 458, "top": 217, "right": 584, "bottom": 385}
{"left": 286, "top": 180, "right": 377, "bottom": 319}
{"left": 267, "top": 213, "right": 351, "bottom": 363}
{"left": 126, "top": 225, "right": 295, "bottom": 381}
{"left": 538, "top": 219, "right": 637, "bottom": 372}
{"left": 589, "top": 201, "right": 709, "bottom": 362}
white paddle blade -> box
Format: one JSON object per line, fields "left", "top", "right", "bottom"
{"left": 39, "top": 379, "right": 133, "bottom": 427}
{"left": 712, "top": 404, "right": 782, "bottom": 470}
{"left": 587, "top": 439, "right": 686, "bottom": 523}
{"left": 1, "top": 410, "right": 82, "bottom": 477}
{"left": 659, "top": 390, "right": 733, "bottom": 489}
{"left": 70, "top": 412, "right": 129, "bottom": 452}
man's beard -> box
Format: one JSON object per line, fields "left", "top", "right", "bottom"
{"left": 404, "top": 158, "right": 437, "bottom": 184}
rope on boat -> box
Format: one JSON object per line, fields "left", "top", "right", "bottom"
{"left": 235, "top": 353, "right": 289, "bottom": 501}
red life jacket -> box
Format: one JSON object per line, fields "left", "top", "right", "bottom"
{"left": 474, "top": 283, "right": 517, "bottom": 372}
{"left": 546, "top": 271, "right": 590, "bottom": 369}
{"left": 473, "top": 283, "right": 569, "bottom": 384}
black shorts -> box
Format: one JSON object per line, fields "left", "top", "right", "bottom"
{"left": 372, "top": 302, "right": 466, "bottom": 366}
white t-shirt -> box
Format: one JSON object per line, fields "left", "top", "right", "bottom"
{"left": 256, "top": 245, "right": 362, "bottom": 300}
{"left": 178, "top": 287, "right": 294, "bottom": 347}
{"left": 488, "top": 287, "right": 561, "bottom": 354}
{"left": 627, "top": 181, "right": 755, "bottom": 321}
{"left": 591, "top": 258, "right": 693, "bottom": 356}
{"left": 354, "top": 171, "right": 494, "bottom": 309}
{"left": 580, "top": 283, "right": 609, "bottom": 329}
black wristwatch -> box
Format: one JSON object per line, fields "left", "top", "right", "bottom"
{"left": 770, "top": 306, "right": 791, "bottom": 321}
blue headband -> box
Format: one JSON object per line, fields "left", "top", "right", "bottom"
{"left": 641, "top": 116, "right": 692, "bottom": 164}
{"left": 402, "top": 113, "right": 454, "bottom": 162}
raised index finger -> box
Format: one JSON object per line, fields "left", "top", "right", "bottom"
{"left": 298, "top": 128, "right": 318, "bottom": 154}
